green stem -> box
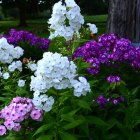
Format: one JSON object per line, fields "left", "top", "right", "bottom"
{"left": 55, "top": 91, "right": 59, "bottom": 140}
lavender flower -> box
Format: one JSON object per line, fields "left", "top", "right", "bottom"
{"left": 0, "top": 125, "right": 6, "bottom": 136}
{"left": 0, "top": 97, "right": 43, "bottom": 134}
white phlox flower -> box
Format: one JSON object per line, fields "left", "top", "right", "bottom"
{"left": 30, "top": 52, "right": 91, "bottom": 112}
{"left": 32, "top": 91, "right": 54, "bottom": 112}
{"left": 48, "top": 0, "right": 84, "bottom": 41}
{"left": 87, "top": 23, "right": 98, "bottom": 34}
{"left": 18, "top": 79, "right": 26, "bottom": 87}
{"left": 0, "top": 38, "right": 24, "bottom": 64}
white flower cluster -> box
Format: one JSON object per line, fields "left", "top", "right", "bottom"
{"left": 8, "top": 61, "right": 22, "bottom": 72}
{"left": 71, "top": 77, "right": 91, "bottom": 97}
{"left": 87, "top": 23, "right": 98, "bottom": 34}
{"left": 48, "top": 0, "right": 84, "bottom": 41}
{"left": 0, "top": 38, "right": 24, "bottom": 64}
{"left": 33, "top": 91, "right": 54, "bottom": 112}
{"left": 30, "top": 52, "right": 76, "bottom": 92}
{"left": 30, "top": 52, "right": 91, "bottom": 112}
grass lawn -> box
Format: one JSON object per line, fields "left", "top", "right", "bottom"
{"left": 0, "top": 15, "right": 107, "bottom": 38}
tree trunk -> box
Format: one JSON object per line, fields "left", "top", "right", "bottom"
{"left": 18, "top": 7, "right": 27, "bottom": 27}
{"left": 16, "top": 0, "right": 27, "bottom": 27}
{"left": 29, "top": 0, "right": 39, "bottom": 19}
{"left": 136, "top": 0, "right": 140, "bottom": 42}
{"left": 107, "top": 0, "right": 140, "bottom": 42}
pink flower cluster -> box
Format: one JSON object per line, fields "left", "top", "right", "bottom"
{"left": 0, "top": 97, "right": 43, "bottom": 136}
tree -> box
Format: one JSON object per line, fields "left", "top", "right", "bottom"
{"left": 107, "top": 0, "right": 140, "bottom": 42}
{"left": 28, "top": 0, "right": 39, "bottom": 19}
{"left": 1, "top": 0, "right": 46, "bottom": 26}
{"left": 1, "top": 0, "right": 28, "bottom": 26}
{"left": 76, "top": 0, "right": 108, "bottom": 15}
{"left": 38, "top": 0, "right": 58, "bottom": 12}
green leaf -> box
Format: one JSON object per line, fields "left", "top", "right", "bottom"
{"left": 86, "top": 116, "right": 108, "bottom": 126}
{"left": 61, "top": 109, "right": 80, "bottom": 122}
{"left": 134, "top": 116, "right": 140, "bottom": 126}
{"left": 107, "top": 118, "right": 118, "bottom": 130}
{"left": 131, "top": 99, "right": 140, "bottom": 103}
{"left": 74, "top": 39, "right": 89, "bottom": 43}
{"left": 63, "top": 119, "right": 85, "bottom": 130}
{"left": 77, "top": 100, "right": 91, "bottom": 110}
{"left": 131, "top": 133, "right": 140, "bottom": 140}
{"left": 0, "top": 97, "right": 7, "bottom": 101}
{"left": 59, "top": 132, "right": 78, "bottom": 140}
{"left": 116, "top": 122, "right": 129, "bottom": 136}
{"left": 33, "top": 123, "right": 54, "bottom": 137}
{"left": 129, "top": 86, "right": 140, "bottom": 98}
{"left": 61, "top": 109, "right": 79, "bottom": 117}
{"left": 36, "top": 135, "right": 53, "bottom": 140}
{"left": 0, "top": 137, "right": 7, "bottom": 140}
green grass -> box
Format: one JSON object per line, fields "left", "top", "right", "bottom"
{"left": 0, "top": 15, "right": 107, "bottom": 38}
{"left": 0, "top": 20, "right": 49, "bottom": 38}
{"left": 84, "top": 14, "right": 108, "bottom": 23}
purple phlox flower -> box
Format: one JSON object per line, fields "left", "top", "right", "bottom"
{"left": 107, "top": 75, "right": 121, "bottom": 83}
{"left": 4, "top": 29, "right": 50, "bottom": 51}
{"left": 118, "top": 96, "right": 125, "bottom": 103}
{"left": 96, "top": 95, "right": 108, "bottom": 107}
{"left": 112, "top": 99, "right": 119, "bottom": 105}
{"left": 73, "top": 33, "right": 140, "bottom": 77}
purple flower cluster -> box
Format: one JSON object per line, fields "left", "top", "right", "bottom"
{"left": 96, "top": 95, "right": 125, "bottom": 107}
{"left": 0, "top": 97, "right": 43, "bottom": 135}
{"left": 3, "top": 29, "right": 50, "bottom": 50}
{"left": 107, "top": 75, "right": 121, "bottom": 83}
{"left": 74, "top": 34, "right": 140, "bottom": 75}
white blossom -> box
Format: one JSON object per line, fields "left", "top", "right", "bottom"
{"left": 30, "top": 52, "right": 91, "bottom": 112}
{"left": 27, "top": 62, "right": 37, "bottom": 72}
{"left": 32, "top": 91, "right": 54, "bottom": 112}
{"left": 87, "top": 23, "right": 98, "bottom": 34}
{"left": 0, "top": 38, "right": 24, "bottom": 64}
{"left": 2, "top": 72, "right": 10, "bottom": 79}
{"left": 8, "top": 61, "right": 22, "bottom": 72}
{"left": 18, "top": 79, "right": 26, "bottom": 87}
{"left": 48, "top": 0, "right": 84, "bottom": 41}
{"left": 30, "top": 52, "right": 77, "bottom": 93}
{"left": 71, "top": 77, "right": 91, "bottom": 97}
